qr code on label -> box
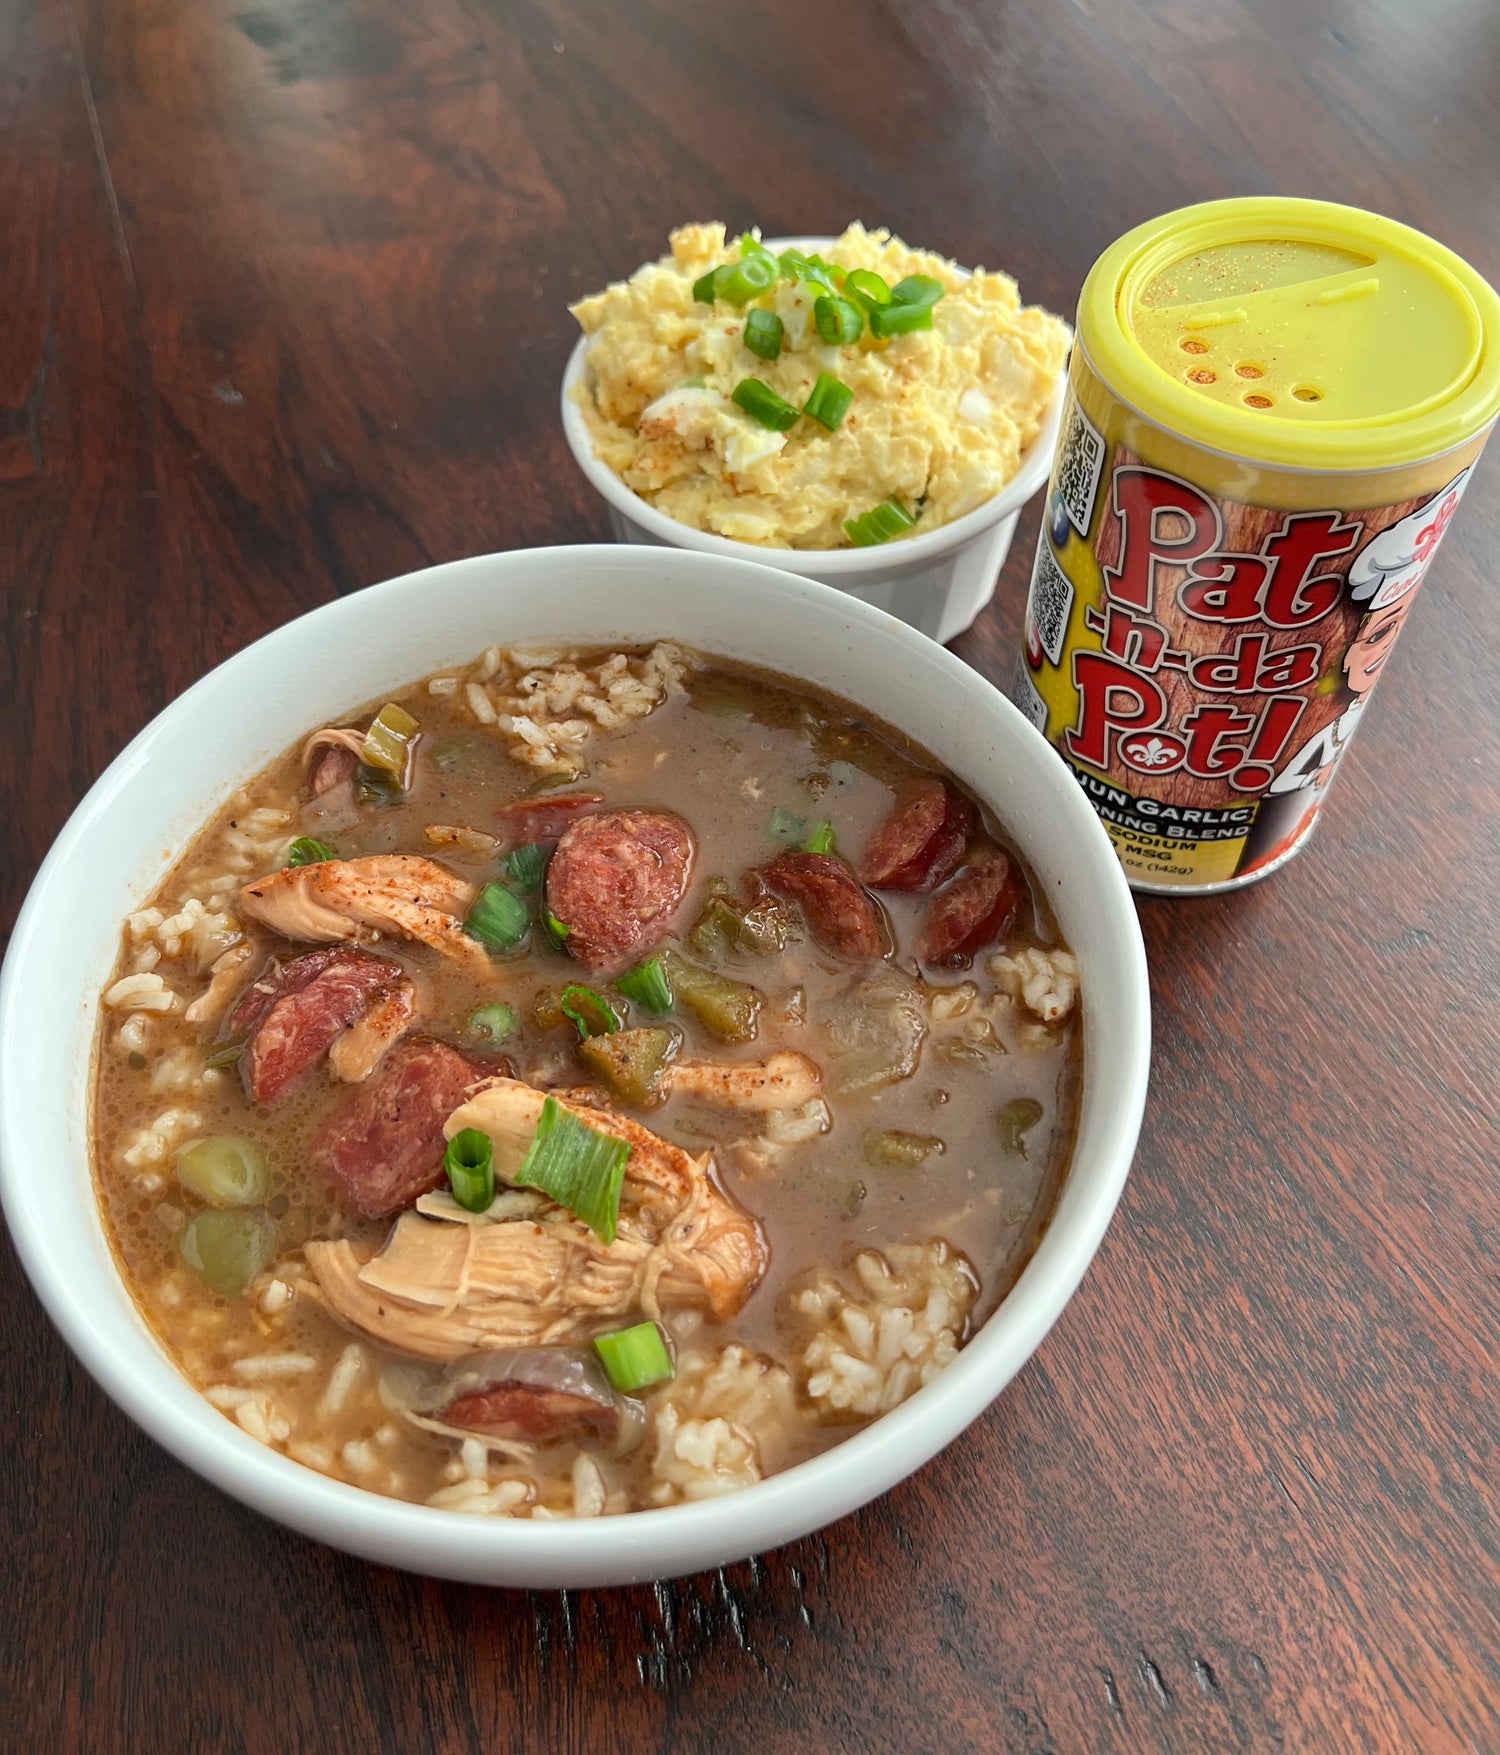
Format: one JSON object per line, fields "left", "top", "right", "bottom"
{"left": 1055, "top": 396, "right": 1104, "bottom": 537}
{"left": 1011, "top": 654, "right": 1049, "bottom": 734}
{"left": 1027, "top": 534, "right": 1075, "bottom": 667}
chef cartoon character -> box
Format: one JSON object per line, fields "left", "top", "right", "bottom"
{"left": 1239, "top": 469, "right": 1471, "bottom": 874}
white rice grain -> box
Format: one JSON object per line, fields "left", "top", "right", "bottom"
{"left": 206, "top": 1384, "right": 255, "bottom": 1410}
{"left": 231, "top": 1353, "right": 318, "bottom": 1382}
{"left": 461, "top": 1437, "right": 490, "bottom": 1481}
{"left": 572, "top": 1454, "right": 606, "bottom": 1519}
{"left": 427, "top": 1478, "right": 530, "bottom": 1516}
{"left": 465, "top": 681, "right": 498, "bottom": 724}
{"left": 318, "top": 1343, "right": 367, "bottom": 1416}
{"left": 258, "top": 1278, "right": 292, "bottom": 1315}
{"left": 105, "top": 973, "right": 176, "bottom": 1013}
{"left": 235, "top": 1398, "right": 273, "bottom": 1443}
{"left": 288, "top": 1441, "right": 334, "bottom": 1473}
{"left": 341, "top": 1439, "right": 377, "bottom": 1474}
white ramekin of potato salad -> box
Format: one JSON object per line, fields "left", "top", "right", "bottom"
{"left": 562, "top": 226, "right": 1071, "bottom": 643}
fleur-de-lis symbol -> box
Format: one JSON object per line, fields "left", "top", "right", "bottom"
{"left": 1413, "top": 491, "right": 1458, "bottom": 564}
{"left": 1126, "top": 736, "right": 1176, "bottom": 767}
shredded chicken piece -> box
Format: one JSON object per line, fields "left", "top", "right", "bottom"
{"left": 424, "top": 823, "right": 500, "bottom": 860}
{"left": 327, "top": 975, "right": 418, "bottom": 1082}
{"left": 305, "top": 1078, "right": 766, "bottom": 1356}
{"left": 183, "top": 941, "right": 255, "bottom": 1025}
{"left": 665, "top": 1051, "right": 822, "bottom": 1112}
{"left": 302, "top": 726, "right": 367, "bottom": 780}
{"left": 237, "top": 855, "right": 481, "bottom": 960}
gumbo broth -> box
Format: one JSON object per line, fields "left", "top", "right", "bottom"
{"left": 92, "top": 642, "right": 1081, "bottom": 1517}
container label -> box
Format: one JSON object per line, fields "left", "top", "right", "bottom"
{"left": 1018, "top": 386, "right": 1472, "bottom": 888}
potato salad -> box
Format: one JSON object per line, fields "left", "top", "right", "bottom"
{"left": 569, "top": 223, "right": 1071, "bottom": 550}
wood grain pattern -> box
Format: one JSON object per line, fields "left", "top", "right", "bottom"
{"left": 2, "top": 0, "right": 1498, "bottom": 1748}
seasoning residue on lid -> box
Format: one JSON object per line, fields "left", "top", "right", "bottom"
{"left": 1082, "top": 196, "right": 1500, "bottom": 469}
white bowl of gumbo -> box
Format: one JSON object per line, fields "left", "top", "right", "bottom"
{"left": 2, "top": 545, "right": 1148, "bottom": 1584}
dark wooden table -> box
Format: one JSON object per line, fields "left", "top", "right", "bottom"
{"left": 4, "top": 0, "right": 1497, "bottom": 1748}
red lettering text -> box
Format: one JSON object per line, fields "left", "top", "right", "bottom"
{"left": 1186, "top": 633, "right": 1322, "bottom": 694}
{"left": 1105, "top": 467, "right": 1221, "bottom": 612}
{"left": 1177, "top": 554, "right": 1274, "bottom": 622}
{"left": 1065, "top": 652, "right": 1167, "bottom": 769}
{"left": 1259, "top": 511, "right": 1361, "bottom": 627}
{"left": 1181, "top": 704, "right": 1257, "bottom": 777}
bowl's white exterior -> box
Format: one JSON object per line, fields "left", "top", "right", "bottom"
{"left": 560, "top": 237, "right": 1066, "bottom": 644}
{"left": 0, "top": 546, "right": 1148, "bottom": 1588}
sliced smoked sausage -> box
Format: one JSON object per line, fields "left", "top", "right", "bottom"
{"left": 760, "top": 852, "right": 886, "bottom": 961}
{"left": 545, "top": 809, "right": 695, "bottom": 971}
{"left": 920, "top": 847, "right": 1024, "bottom": 965}
{"left": 495, "top": 791, "right": 605, "bottom": 850}
{"left": 442, "top": 1385, "right": 621, "bottom": 1445}
{"left": 311, "top": 1036, "right": 481, "bottom": 1218}
{"left": 308, "top": 743, "right": 358, "bottom": 799}
{"left": 229, "top": 946, "right": 406, "bottom": 1104}
{"left": 426, "top": 1349, "right": 643, "bottom": 1449}
{"left": 860, "top": 777, "right": 974, "bottom": 893}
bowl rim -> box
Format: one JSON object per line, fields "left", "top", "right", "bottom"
{"left": 0, "top": 544, "right": 1148, "bottom": 1585}
{"left": 560, "top": 234, "right": 1067, "bottom": 575}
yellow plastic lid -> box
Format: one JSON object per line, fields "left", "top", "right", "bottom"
{"left": 1079, "top": 197, "right": 1500, "bottom": 471}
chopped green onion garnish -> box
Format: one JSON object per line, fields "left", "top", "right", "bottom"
{"left": 814, "top": 295, "right": 864, "bottom": 346}
{"left": 889, "top": 273, "right": 946, "bottom": 308}
{"left": 464, "top": 882, "right": 529, "bottom": 952}
{"left": 803, "top": 371, "right": 854, "bottom": 431}
{"left": 515, "top": 1096, "right": 631, "bottom": 1243}
{"left": 542, "top": 909, "right": 571, "bottom": 950}
{"left": 717, "top": 253, "right": 778, "bottom": 306}
{"left": 769, "top": 805, "right": 807, "bottom": 842}
{"left": 176, "top": 1136, "right": 270, "bottom": 1208}
{"left": 802, "top": 820, "right": 836, "bottom": 854}
{"left": 431, "top": 738, "right": 470, "bottom": 773}
{"left": 467, "top": 1002, "right": 517, "bottom": 1045}
{"left": 361, "top": 702, "right": 420, "bottom": 779}
{"left": 693, "top": 267, "right": 725, "bottom": 304}
{"left": 997, "top": 1096, "right": 1045, "bottom": 1157}
{"left": 505, "top": 841, "right": 549, "bottom": 891}
{"left": 286, "top": 837, "right": 335, "bottom": 868}
{"left": 679, "top": 375, "right": 706, "bottom": 389}
{"left": 844, "top": 269, "right": 892, "bottom": 314}
{"left": 743, "top": 308, "right": 784, "bottom": 361}
{"left": 444, "top": 1128, "right": 495, "bottom": 1213}
{"left": 353, "top": 763, "right": 403, "bottom": 808}
{"left": 779, "top": 248, "right": 838, "bottom": 292}
{"left": 203, "top": 1038, "right": 246, "bottom": 1071}
{"left": 560, "top": 983, "right": 621, "bottom": 1040}
{"left": 844, "top": 497, "right": 917, "bottom": 547}
{"left": 870, "top": 301, "right": 934, "bottom": 338}
{"left": 180, "top": 1211, "right": 275, "bottom": 1296}
{"left": 732, "top": 379, "right": 800, "bottom": 432}
{"left": 594, "top": 1321, "right": 675, "bottom": 1393}
{"left": 614, "top": 955, "right": 673, "bottom": 1014}
{"left": 739, "top": 232, "right": 775, "bottom": 261}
